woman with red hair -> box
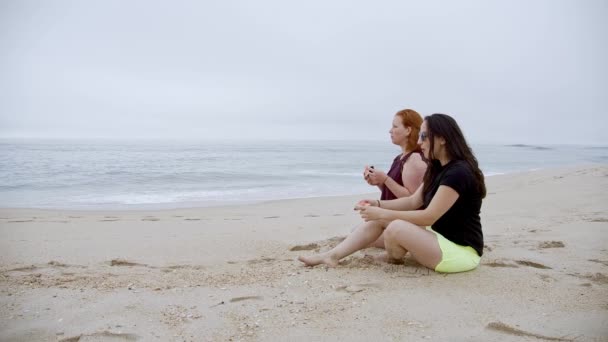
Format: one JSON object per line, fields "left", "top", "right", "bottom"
{"left": 364, "top": 108, "right": 427, "bottom": 199}
{"left": 362, "top": 109, "right": 427, "bottom": 248}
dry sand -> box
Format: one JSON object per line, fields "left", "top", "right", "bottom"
{"left": 1, "top": 165, "right": 607, "bottom": 341}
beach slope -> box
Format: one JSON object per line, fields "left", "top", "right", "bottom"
{"left": 1, "top": 165, "right": 607, "bottom": 341}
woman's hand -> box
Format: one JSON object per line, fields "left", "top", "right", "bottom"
{"left": 354, "top": 203, "right": 386, "bottom": 222}
{"left": 363, "top": 165, "right": 375, "bottom": 185}
{"left": 367, "top": 168, "right": 388, "bottom": 186}
{"left": 355, "top": 199, "right": 377, "bottom": 208}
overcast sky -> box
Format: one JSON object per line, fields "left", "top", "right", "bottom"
{"left": 1, "top": 0, "right": 607, "bottom": 144}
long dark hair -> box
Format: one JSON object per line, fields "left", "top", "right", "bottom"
{"left": 422, "top": 113, "right": 486, "bottom": 198}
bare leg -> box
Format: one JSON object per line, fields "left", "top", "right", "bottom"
{"left": 352, "top": 226, "right": 385, "bottom": 249}
{"left": 299, "top": 220, "right": 386, "bottom": 267}
{"left": 369, "top": 236, "right": 385, "bottom": 248}
{"left": 382, "top": 220, "right": 442, "bottom": 270}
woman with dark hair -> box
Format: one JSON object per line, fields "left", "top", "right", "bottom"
{"left": 299, "top": 113, "right": 486, "bottom": 273}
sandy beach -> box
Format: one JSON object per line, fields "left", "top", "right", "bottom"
{"left": 1, "top": 165, "right": 607, "bottom": 341}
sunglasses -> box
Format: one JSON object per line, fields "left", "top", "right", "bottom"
{"left": 419, "top": 131, "right": 429, "bottom": 141}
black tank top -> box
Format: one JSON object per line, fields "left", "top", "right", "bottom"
{"left": 380, "top": 151, "right": 423, "bottom": 200}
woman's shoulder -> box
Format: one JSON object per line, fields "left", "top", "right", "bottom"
{"left": 438, "top": 160, "right": 477, "bottom": 192}
{"left": 404, "top": 151, "right": 426, "bottom": 166}
{"left": 407, "top": 151, "right": 424, "bottom": 161}
{"left": 445, "top": 160, "right": 475, "bottom": 178}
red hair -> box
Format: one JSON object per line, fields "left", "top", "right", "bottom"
{"left": 395, "top": 109, "right": 423, "bottom": 152}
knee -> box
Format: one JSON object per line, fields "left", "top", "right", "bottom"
{"left": 385, "top": 220, "right": 410, "bottom": 241}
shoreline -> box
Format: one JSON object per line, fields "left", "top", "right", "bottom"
{"left": 0, "top": 163, "right": 604, "bottom": 212}
{"left": 1, "top": 165, "right": 607, "bottom": 341}
{"left": 0, "top": 192, "right": 377, "bottom": 215}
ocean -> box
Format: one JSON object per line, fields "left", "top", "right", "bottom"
{"left": 1, "top": 139, "right": 606, "bottom": 210}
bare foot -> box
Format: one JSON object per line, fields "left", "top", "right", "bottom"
{"left": 298, "top": 253, "right": 339, "bottom": 267}
{"left": 372, "top": 252, "right": 404, "bottom": 265}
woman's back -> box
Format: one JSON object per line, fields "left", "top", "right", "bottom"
{"left": 423, "top": 159, "right": 484, "bottom": 256}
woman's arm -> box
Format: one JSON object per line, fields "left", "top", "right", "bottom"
{"left": 383, "top": 153, "right": 427, "bottom": 197}
{"left": 366, "top": 182, "right": 425, "bottom": 211}
{"left": 402, "top": 154, "right": 427, "bottom": 194}
{"left": 358, "top": 185, "right": 459, "bottom": 227}
{"left": 369, "top": 154, "right": 427, "bottom": 198}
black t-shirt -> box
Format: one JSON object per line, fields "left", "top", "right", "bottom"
{"left": 423, "top": 160, "right": 484, "bottom": 256}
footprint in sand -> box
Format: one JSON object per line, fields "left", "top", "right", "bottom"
{"left": 322, "top": 236, "right": 347, "bottom": 249}
{"left": 588, "top": 259, "right": 608, "bottom": 267}
{"left": 486, "top": 321, "right": 573, "bottom": 341}
{"left": 539, "top": 241, "right": 565, "bottom": 248}
{"left": 48, "top": 261, "right": 86, "bottom": 268}
{"left": 568, "top": 272, "right": 608, "bottom": 285}
{"left": 515, "top": 260, "right": 552, "bottom": 269}
{"left": 246, "top": 257, "right": 276, "bottom": 265}
{"left": 484, "top": 261, "right": 519, "bottom": 268}
{"left": 347, "top": 255, "right": 432, "bottom": 274}
{"left": 539, "top": 274, "right": 555, "bottom": 282}
{"left": 528, "top": 229, "right": 551, "bottom": 233}
{"left": 7, "top": 261, "right": 85, "bottom": 273}
{"left": 290, "top": 236, "right": 346, "bottom": 252}
{"left": 335, "top": 283, "right": 381, "bottom": 293}
{"left": 60, "top": 331, "right": 138, "bottom": 341}
{"left": 229, "top": 296, "right": 263, "bottom": 303}
{"left": 141, "top": 217, "right": 160, "bottom": 221}
{"left": 107, "top": 259, "right": 148, "bottom": 267}
{"left": 289, "top": 243, "right": 319, "bottom": 251}
{"left": 7, "top": 265, "right": 40, "bottom": 272}
{"left": 160, "top": 265, "right": 205, "bottom": 272}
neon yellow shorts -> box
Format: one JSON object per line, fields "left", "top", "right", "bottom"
{"left": 426, "top": 227, "right": 480, "bottom": 273}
